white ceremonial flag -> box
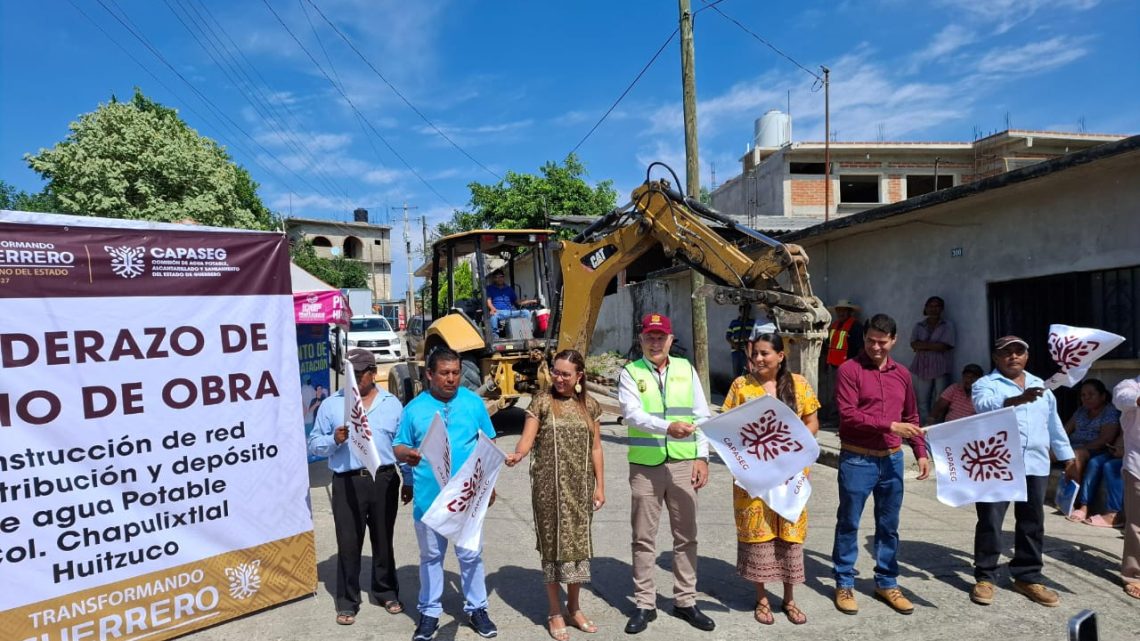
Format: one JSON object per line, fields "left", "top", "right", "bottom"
{"left": 760, "top": 471, "right": 813, "bottom": 522}
{"left": 344, "top": 358, "right": 383, "bottom": 478}
{"left": 1044, "top": 324, "right": 1125, "bottom": 389}
{"left": 925, "top": 407, "right": 1026, "bottom": 507}
{"left": 422, "top": 433, "right": 505, "bottom": 551}
{"left": 704, "top": 395, "right": 820, "bottom": 498}
{"left": 420, "top": 412, "right": 452, "bottom": 490}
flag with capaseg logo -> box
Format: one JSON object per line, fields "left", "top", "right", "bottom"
{"left": 1043, "top": 324, "right": 1125, "bottom": 389}
{"left": 925, "top": 407, "right": 1025, "bottom": 507}
{"left": 704, "top": 395, "right": 820, "bottom": 498}
{"left": 422, "top": 432, "right": 505, "bottom": 551}
{"left": 343, "top": 358, "right": 383, "bottom": 478}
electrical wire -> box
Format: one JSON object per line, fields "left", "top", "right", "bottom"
{"left": 566, "top": 0, "right": 730, "bottom": 157}
{"left": 175, "top": 0, "right": 354, "bottom": 208}
{"left": 162, "top": 0, "right": 351, "bottom": 208}
{"left": 259, "top": 0, "right": 455, "bottom": 208}
{"left": 93, "top": 0, "right": 339, "bottom": 201}
{"left": 569, "top": 28, "right": 679, "bottom": 156}
{"left": 301, "top": 0, "right": 501, "bottom": 181}
{"left": 296, "top": 0, "right": 401, "bottom": 202}
{"left": 191, "top": 0, "right": 363, "bottom": 200}
{"left": 699, "top": 0, "right": 821, "bottom": 81}
{"left": 64, "top": 0, "right": 309, "bottom": 199}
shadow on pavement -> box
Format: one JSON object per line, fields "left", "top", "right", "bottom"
{"left": 486, "top": 564, "right": 547, "bottom": 624}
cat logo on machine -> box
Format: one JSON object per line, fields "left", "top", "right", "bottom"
{"left": 581, "top": 245, "right": 618, "bottom": 272}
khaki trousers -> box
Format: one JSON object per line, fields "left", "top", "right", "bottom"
{"left": 629, "top": 460, "right": 699, "bottom": 609}
{"left": 1124, "top": 470, "right": 1140, "bottom": 585}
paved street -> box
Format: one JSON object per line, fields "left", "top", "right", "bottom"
{"left": 187, "top": 404, "right": 1138, "bottom": 641}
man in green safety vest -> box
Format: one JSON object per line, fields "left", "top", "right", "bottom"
{"left": 618, "top": 313, "right": 715, "bottom": 635}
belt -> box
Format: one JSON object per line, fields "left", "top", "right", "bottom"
{"left": 335, "top": 464, "right": 395, "bottom": 477}
{"left": 841, "top": 444, "right": 901, "bottom": 458}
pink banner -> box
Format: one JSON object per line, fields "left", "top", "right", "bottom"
{"left": 294, "top": 290, "right": 350, "bottom": 327}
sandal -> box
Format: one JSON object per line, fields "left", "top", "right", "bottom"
{"left": 753, "top": 600, "right": 774, "bottom": 625}
{"left": 782, "top": 601, "right": 807, "bottom": 625}
{"left": 335, "top": 611, "right": 356, "bottom": 626}
{"left": 547, "top": 614, "right": 570, "bottom": 641}
{"left": 569, "top": 610, "right": 598, "bottom": 633}
{"left": 380, "top": 599, "right": 404, "bottom": 614}
{"left": 1126, "top": 583, "right": 1140, "bottom": 600}
{"left": 1084, "top": 514, "right": 1116, "bottom": 528}
{"left": 1066, "top": 506, "right": 1088, "bottom": 522}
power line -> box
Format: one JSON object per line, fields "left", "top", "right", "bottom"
{"left": 567, "top": 1, "right": 730, "bottom": 156}
{"left": 699, "top": 0, "right": 821, "bottom": 81}
{"left": 93, "top": 0, "right": 340, "bottom": 201}
{"left": 165, "top": 0, "right": 352, "bottom": 208}
{"left": 64, "top": 0, "right": 311, "bottom": 200}
{"left": 569, "top": 28, "right": 679, "bottom": 156}
{"left": 300, "top": 0, "right": 502, "bottom": 181}
{"left": 296, "top": 0, "right": 400, "bottom": 194}
{"left": 259, "top": 0, "right": 455, "bottom": 208}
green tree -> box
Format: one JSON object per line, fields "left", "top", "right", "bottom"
{"left": 436, "top": 154, "right": 617, "bottom": 237}
{"left": 0, "top": 179, "right": 58, "bottom": 212}
{"left": 435, "top": 262, "right": 477, "bottom": 311}
{"left": 25, "top": 88, "right": 275, "bottom": 230}
{"left": 289, "top": 239, "right": 368, "bottom": 288}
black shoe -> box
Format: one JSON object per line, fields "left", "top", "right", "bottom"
{"left": 412, "top": 615, "right": 439, "bottom": 641}
{"left": 671, "top": 604, "right": 716, "bottom": 631}
{"left": 624, "top": 608, "right": 656, "bottom": 634}
{"left": 468, "top": 608, "right": 498, "bottom": 638}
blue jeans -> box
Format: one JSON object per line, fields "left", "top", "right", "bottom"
{"left": 413, "top": 519, "right": 488, "bottom": 617}
{"left": 913, "top": 374, "right": 950, "bottom": 424}
{"left": 832, "top": 450, "right": 905, "bottom": 589}
{"left": 731, "top": 350, "right": 747, "bottom": 379}
{"left": 490, "top": 309, "right": 529, "bottom": 337}
{"left": 1079, "top": 453, "right": 1124, "bottom": 512}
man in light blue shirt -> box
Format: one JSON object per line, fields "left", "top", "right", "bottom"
{"left": 394, "top": 348, "right": 498, "bottom": 641}
{"left": 308, "top": 348, "right": 410, "bottom": 625}
{"left": 970, "top": 335, "right": 1076, "bottom": 608}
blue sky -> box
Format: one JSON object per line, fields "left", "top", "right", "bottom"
{"left": 2, "top": 0, "right": 1137, "bottom": 297}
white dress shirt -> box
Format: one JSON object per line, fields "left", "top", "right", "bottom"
{"left": 617, "top": 357, "right": 711, "bottom": 458}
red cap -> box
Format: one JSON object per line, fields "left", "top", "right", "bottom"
{"left": 640, "top": 313, "right": 672, "bottom": 335}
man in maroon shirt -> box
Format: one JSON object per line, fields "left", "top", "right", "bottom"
{"left": 830, "top": 313, "right": 930, "bottom": 616}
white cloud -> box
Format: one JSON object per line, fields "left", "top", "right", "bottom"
{"left": 363, "top": 168, "right": 407, "bottom": 185}
{"left": 909, "top": 24, "right": 977, "bottom": 70}
{"left": 256, "top": 129, "right": 352, "bottom": 152}
{"left": 934, "top": 0, "right": 1099, "bottom": 34}
{"left": 974, "top": 36, "right": 1090, "bottom": 76}
{"left": 413, "top": 119, "right": 534, "bottom": 146}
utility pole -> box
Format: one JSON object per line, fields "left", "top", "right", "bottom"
{"left": 679, "top": 0, "right": 710, "bottom": 399}
{"left": 392, "top": 203, "right": 419, "bottom": 328}
{"left": 822, "top": 66, "right": 831, "bottom": 223}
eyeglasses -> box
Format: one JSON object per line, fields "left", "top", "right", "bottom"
{"left": 996, "top": 347, "right": 1027, "bottom": 356}
{"left": 551, "top": 370, "right": 578, "bottom": 379}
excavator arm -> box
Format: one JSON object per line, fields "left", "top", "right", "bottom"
{"left": 555, "top": 177, "right": 831, "bottom": 387}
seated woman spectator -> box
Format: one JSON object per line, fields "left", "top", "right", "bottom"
{"left": 930, "top": 363, "right": 984, "bottom": 424}
{"left": 1080, "top": 431, "right": 1125, "bottom": 527}
{"left": 1065, "top": 378, "right": 1122, "bottom": 523}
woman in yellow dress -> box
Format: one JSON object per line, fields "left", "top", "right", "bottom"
{"left": 722, "top": 331, "right": 820, "bottom": 625}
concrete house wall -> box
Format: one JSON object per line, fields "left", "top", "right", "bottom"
{"left": 788, "top": 140, "right": 1140, "bottom": 392}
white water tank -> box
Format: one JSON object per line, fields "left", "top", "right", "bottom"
{"left": 754, "top": 109, "right": 791, "bottom": 148}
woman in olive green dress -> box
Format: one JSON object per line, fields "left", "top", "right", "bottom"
{"left": 506, "top": 350, "right": 606, "bottom": 640}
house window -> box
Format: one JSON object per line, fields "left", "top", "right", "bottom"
{"left": 906, "top": 174, "right": 954, "bottom": 197}
{"left": 343, "top": 236, "right": 363, "bottom": 259}
{"left": 311, "top": 236, "right": 332, "bottom": 248}
{"left": 790, "top": 162, "right": 826, "bottom": 175}
{"left": 988, "top": 265, "right": 1140, "bottom": 417}
{"left": 839, "top": 175, "right": 879, "bottom": 203}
